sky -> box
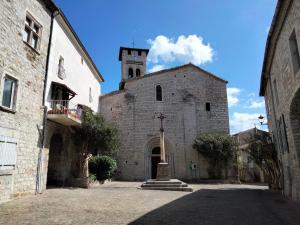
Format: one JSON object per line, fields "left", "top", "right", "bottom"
{"left": 54, "top": 0, "right": 277, "bottom": 134}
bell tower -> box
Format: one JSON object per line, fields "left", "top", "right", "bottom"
{"left": 119, "top": 47, "right": 149, "bottom": 81}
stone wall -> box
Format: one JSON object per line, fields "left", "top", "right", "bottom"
{"left": 99, "top": 64, "right": 229, "bottom": 181}
{"left": 263, "top": 0, "right": 300, "bottom": 200}
{"left": 0, "top": 0, "right": 52, "bottom": 202}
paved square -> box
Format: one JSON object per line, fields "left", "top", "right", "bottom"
{"left": 0, "top": 182, "right": 300, "bottom": 225}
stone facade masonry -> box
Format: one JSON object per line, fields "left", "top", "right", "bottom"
{"left": 0, "top": 0, "right": 52, "bottom": 202}
{"left": 262, "top": 0, "right": 300, "bottom": 200}
{"left": 99, "top": 64, "right": 229, "bottom": 181}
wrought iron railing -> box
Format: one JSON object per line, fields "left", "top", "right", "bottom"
{"left": 48, "top": 100, "right": 82, "bottom": 121}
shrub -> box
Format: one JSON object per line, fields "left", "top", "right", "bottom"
{"left": 193, "top": 133, "right": 237, "bottom": 179}
{"left": 89, "top": 155, "right": 117, "bottom": 181}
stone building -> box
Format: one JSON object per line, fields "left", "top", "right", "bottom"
{"left": 0, "top": 0, "right": 103, "bottom": 203}
{"left": 0, "top": 0, "right": 57, "bottom": 203}
{"left": 99, "top": 47, "right": 229, "bottom": 181}
{"left": 260, "top": 0, "right": 300, "bottom": 200}
{"left": 233, "top": 128, "right": 266, "bottom": 183}
{"left": 42, "top": 11, "right": 103, "bottom": 189}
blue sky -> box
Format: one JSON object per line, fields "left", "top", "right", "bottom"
{"left": 54, "top": 0, "right": 277, "bottom": 134}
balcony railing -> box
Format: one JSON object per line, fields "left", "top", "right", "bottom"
{"left": 48, "top": 100, "right": 82, "bottom": 122}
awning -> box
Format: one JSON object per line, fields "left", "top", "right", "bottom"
{"left": 51, "top": 81, "right": 77, "bottom": 100}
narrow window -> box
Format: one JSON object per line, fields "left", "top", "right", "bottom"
{"left": 89, "top": 87, "right": 93, "bottom": 103}
{"left": 23, "top": 13, "right": 42, "bottom": 51}
{"left": 128, "top": 68, "right": 133, "bottom": 78}
{"left": 136, "top": 68, "right": 141, "bottom": 77}
{"left": 273, "top": 79, "right": 279, "bottom": 104}
{"left": 57, "top": 56, "right": 66, "bottom": 79}
{"left": 156, "top": 85, "right": 162, "bottom": 101}
{"left": 1, "top": 76, "right": 17, "bottom": 109}
{"left": 138, "top": 50, "right": 141, "bottom": 56}
{"left": 289, "top": 31, "right": 300, "bottom": 74}
{"left": 128, "top": 49, "right": 131, "bottom": 55}
{"left": 206, "top": 102, "right": 211, "bottom": 111}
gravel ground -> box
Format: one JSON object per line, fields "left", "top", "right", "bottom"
{"left": 0, "top": 182, "right": 300, "bottom": 225}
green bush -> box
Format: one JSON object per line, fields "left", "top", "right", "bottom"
{"left": 89, "top": 156, "right": 117, "bottom": 181}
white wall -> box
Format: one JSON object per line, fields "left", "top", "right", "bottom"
{"left": 45, "top": 16, "right": 101, "bottom": 112}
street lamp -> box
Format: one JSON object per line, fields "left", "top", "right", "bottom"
{"left": 258, "top": 115, "right": 268, "bottom": 126}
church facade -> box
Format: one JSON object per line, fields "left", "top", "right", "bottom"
{"left": 99, "top": 47, "right": 229, "bottom": 181}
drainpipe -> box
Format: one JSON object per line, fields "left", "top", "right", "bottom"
{"left": 36, "top": 9, "right": 59, "bottom": 194}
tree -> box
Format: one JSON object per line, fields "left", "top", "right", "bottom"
{"left": 193, "top": 133, "right": 237, "bottom": 179}
{"left": 72, "top": 106, "right": 119, "bottom": 179}
{"left": 247, "top": 132, "right": 282, "bottom": 189}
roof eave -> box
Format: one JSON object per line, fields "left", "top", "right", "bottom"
{"left": 259, "top": 0, "right": 292, "bottom": 96}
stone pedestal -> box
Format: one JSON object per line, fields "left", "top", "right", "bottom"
{"left": 156, "top": 162, "right": 170, "bottom": 181}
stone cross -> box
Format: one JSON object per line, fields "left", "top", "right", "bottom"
{"left": 157, "top": 113, "right": 166, "bottom": 163}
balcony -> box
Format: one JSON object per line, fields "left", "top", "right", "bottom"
{"left": 47, "top": 100, "right": 82, "bottom": 126}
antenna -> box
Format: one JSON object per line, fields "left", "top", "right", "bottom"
{"left": 131, "top": 38, "right": 135, "bottom": 48}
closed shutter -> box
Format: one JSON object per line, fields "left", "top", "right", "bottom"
{"left": 0, "top": 136, "right": 17, "bottom": 166}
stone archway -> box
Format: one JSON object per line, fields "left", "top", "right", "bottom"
{"left": 47, "top": 133, "right": 64, "bottom": 187}
{"left": 144, "top": 136, "right": 175, "bottom": 180}
{"left": 289, "top": 88, "right": 300, "bottom": 198}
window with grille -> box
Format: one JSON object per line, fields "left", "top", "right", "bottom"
{"left": 0, "top": 136, "right": 17, "bottom": 168}
{"left": 23, "top": 12, "right": 42, "bottom": 51}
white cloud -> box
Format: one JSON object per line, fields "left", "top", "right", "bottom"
{"left": 148, "top": 64, "right": 166, "bottom": 73}
{"left": 247, "top": 99, "right": 265, "bottom": 109}
{"left": 147, "top": 35, "right": 214, "bottom": 65}
{"left": 227, "top": 87, "right": 241, "bottom": 107}
{"left": 230, "top": 112, "right": 266, "bottom": 134}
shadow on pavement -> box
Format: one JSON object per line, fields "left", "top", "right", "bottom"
{"left": 129, "top": 188, "right": 300, "bottom": 225}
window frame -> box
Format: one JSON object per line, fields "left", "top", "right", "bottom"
{"left": 0, "top": 74, "right": 18, "bottom": 112}
{"left": 23, "top": 12, "right": 42, "bottom": 52}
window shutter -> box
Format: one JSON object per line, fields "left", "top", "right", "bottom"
{"left": 0, "top": 136, "right": 17, "bottom": 166}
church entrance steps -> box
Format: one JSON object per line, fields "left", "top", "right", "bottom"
{"left": 140, "top": 179, "right": 193, "bottom": 192}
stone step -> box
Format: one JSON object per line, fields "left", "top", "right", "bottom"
{"left": 141, "top": 186, "right": 193, "bottom": 192}
{"left": 141, "top": 183, "right": 188, "bottom": 188}
{"left": 144, "top": 179, "right": 183, "bottom": 185}
{"left": 140, "top": 179, "right": 193, "bottom": 192}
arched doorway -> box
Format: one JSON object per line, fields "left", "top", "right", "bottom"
{"left": 151, "top": 147, "right": 161, "bottom": 179}
{"left": 144, "top": 136, "right": 175, "bottom": 180}
{"left": 47, "top": 133, "right": 64, "bottom": 187}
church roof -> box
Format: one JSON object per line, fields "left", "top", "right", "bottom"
{"left": 119, "top": 47, "right": 149, "bottom": 61}
{"left": 126, "top": 63, "right": 228, "bottom": 84}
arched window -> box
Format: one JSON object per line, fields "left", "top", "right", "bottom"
{"left": 136, "top": 68, "right": 141, "bottom": 77}
{"left": 128, "top": 68, "right": 133, "bottom": 78}
{"left": 156, "top": 85, "right": 162, "bottom": 101}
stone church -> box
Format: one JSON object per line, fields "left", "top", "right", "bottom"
{"left": 99, "top": 47, "right": 229, "bottom": 181}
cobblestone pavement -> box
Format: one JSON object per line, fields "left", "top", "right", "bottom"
{"left": 0, "top": 182, "right": 300, "bottom": 225}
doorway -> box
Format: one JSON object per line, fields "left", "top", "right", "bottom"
{"left": 151, "top": 147, "right": 161, "bottom": 179}
{"left": 47, "top": 133, "right": 64, "bottom": 187}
